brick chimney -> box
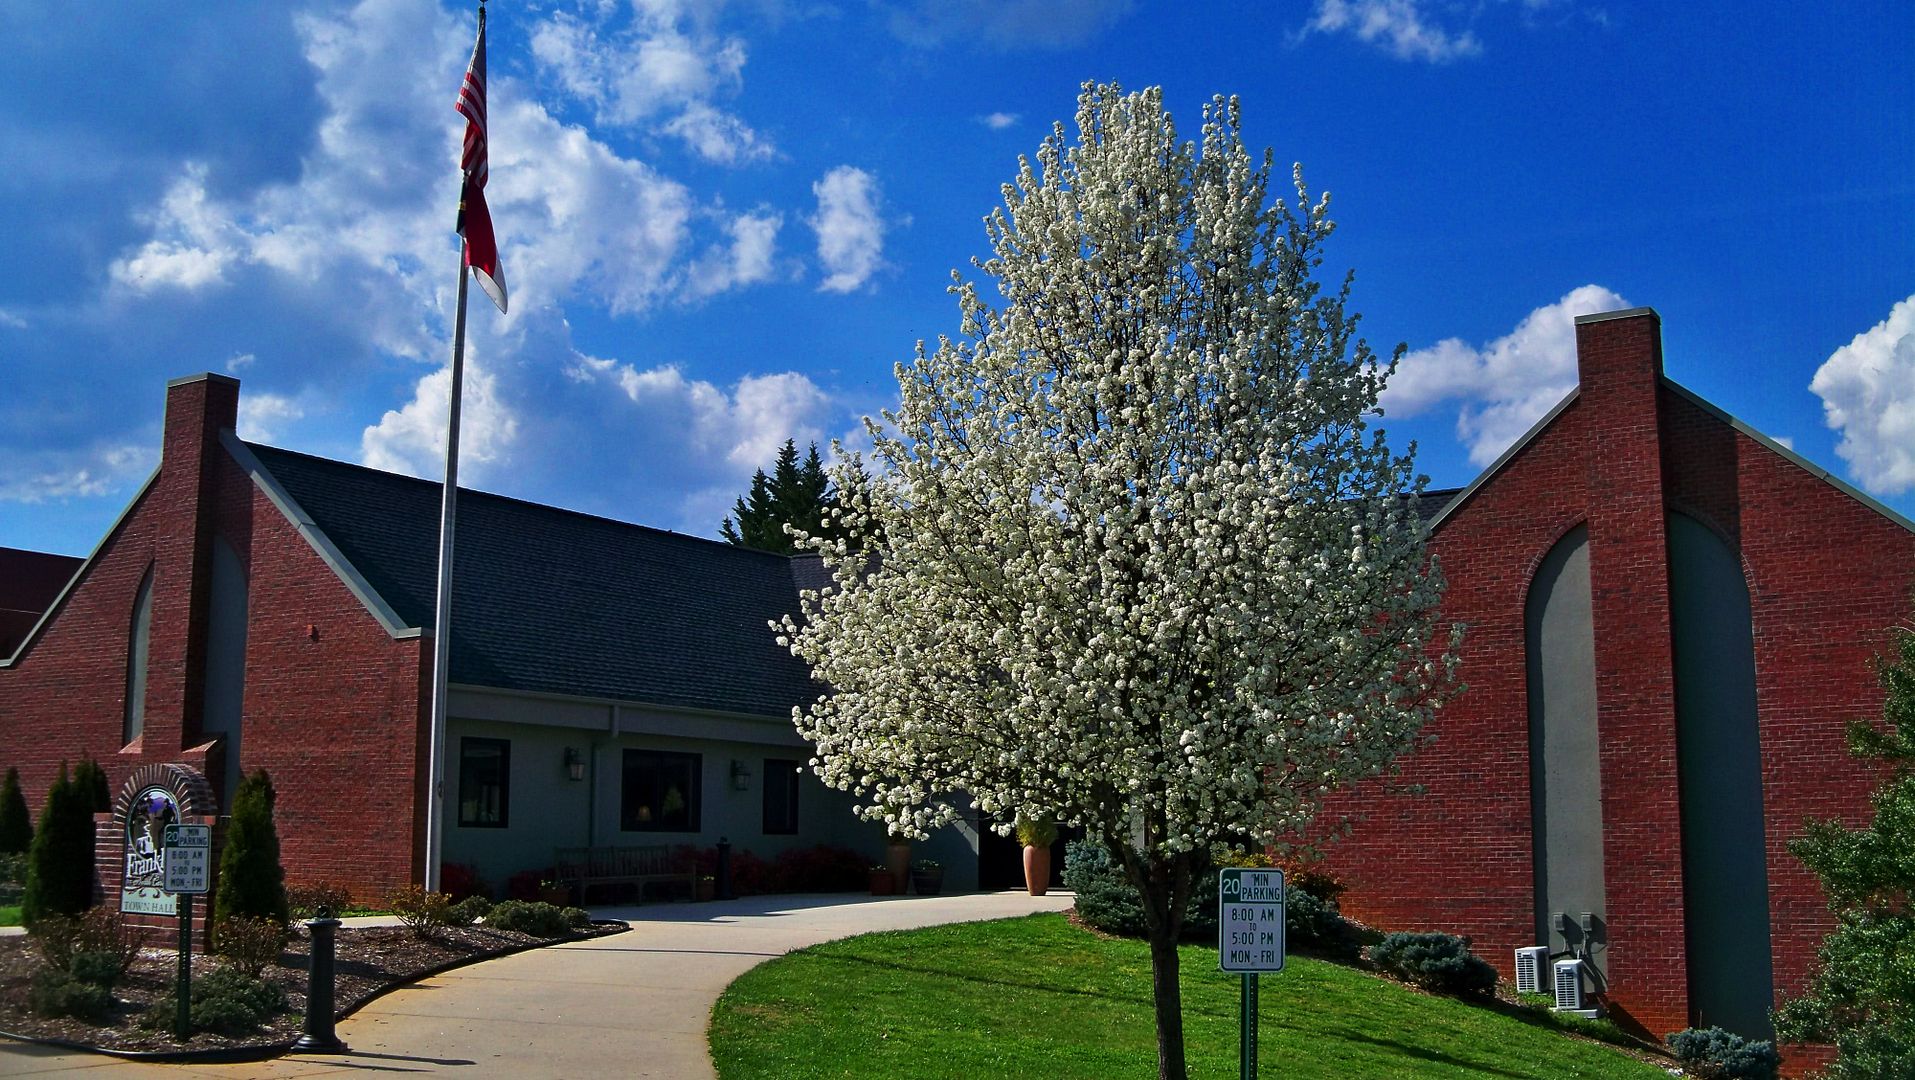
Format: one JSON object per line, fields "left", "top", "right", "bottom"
{"left": 1572, "top": 308, "right": 1692, "bottom": 1034}
{"left": 137, "top": 374, "right": 241, "bottom": 761}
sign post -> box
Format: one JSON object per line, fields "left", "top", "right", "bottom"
{"left": 1219, "top": 868, "right": 1285, "bottom": 1080}
{"left": 162, "top": 824, "right": 212, "bottom": 1041}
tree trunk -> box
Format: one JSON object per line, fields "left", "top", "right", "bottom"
{"left": 1147, "top": 924, "right": 1188, "bottom": 1080}
{"left": 1122, "top": 843, "right": 1192, "bottom": 1080}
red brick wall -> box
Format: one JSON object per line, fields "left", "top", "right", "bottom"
{"left": 0, "top": 374, "right": 427, "bottom": 907}
{"left": 1318, "top": 311, "right": 1915, "bottom": 1048}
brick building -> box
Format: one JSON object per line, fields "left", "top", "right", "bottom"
{"left": 2, "top": 307, "right": 1908, "bottom": 1048}
{"left": 1317, "top": 308, "right": 1914, "bottom": 1051}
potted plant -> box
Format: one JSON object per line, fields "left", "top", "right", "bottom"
{"left": 885, "top": 830, "right": 912, "bottom": 895}
{"left": 909, "top": 859, "right": 943, "bottom": 896}
{"left": 696, "top": 874, "right": 716, "bottom": 902}
{"left": 868, "top": 865, "right": 896, "bottom": 896}
{"left": 1015, "top": 814, "right": 1058, "bottom": 896}
{"left": 538, "top": 878, "right": 572, "bottom": 907}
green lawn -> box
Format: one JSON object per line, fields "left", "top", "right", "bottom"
{"left": 710, "top": 914, "right": 1668, "bottom": 1079}
{"left": 0, "top": 904, "right": 18, "bottom": 928}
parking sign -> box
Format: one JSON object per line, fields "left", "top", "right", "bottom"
{"left": 1218, "top": 867, "right": 1285, "bottom": 973}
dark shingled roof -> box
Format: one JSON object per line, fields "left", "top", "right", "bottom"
{"left": 247, "top": 443, "right": 818, "bottom": 719}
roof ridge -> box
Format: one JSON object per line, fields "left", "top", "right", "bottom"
{"left": 243, "top": 441, "right": 799, "bottom": 561}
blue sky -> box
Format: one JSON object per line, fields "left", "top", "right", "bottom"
{"left": 4, "top": 0, "right": 1911, "bottom": 557}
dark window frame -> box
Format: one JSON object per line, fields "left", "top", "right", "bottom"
{"left": 458, "top": 737, "right": 511, "bottom": 828}
{"left": 763, "top": 758, "right": 800, "bottom": 835}
{"left": 621, "top": 749, "right": 702, "bottom": 833}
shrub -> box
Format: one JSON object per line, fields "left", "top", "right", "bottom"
{"left": 213, "top": 770, "right": 289, "bottom": 931}
{"left": 214, "top": 915, "right": 289, "bottom": 977}
{"left": 22, "top": 764, "right": 95, "bottom": 925}
{"left": 441, "top": 862, "right": 489, "bottom": 901}
{"left": 1667, "top": 1026, "right": 1781, "bottom": 1080}
{"left": 1063, "top": 840, "right": 1216, "bottom": 942}
{"left": 447, "top": 894, "right": 493, "bottom": 927}
{"left": 142, "top": 966, "right": 288, "bottom": 1036}
{"left": 1285, "top": 886, "right": 1359, "bottom": 958}
{"left": 29, "top": 969, "right": 114, "bottom": 1022}
{"left": 288, "top": 883, "right": 353, "bottom": 920}
{"left": 1367, "top": 931, "right": 1498, "bottom": 996}
{"left": 1014, "top": 815, "right": 1058, "bottom": 848}
{"left": 771, "top": 845, "right": 868, "bottom": 893}
{"left": 0, "top": 767, "right": 31, "bottom": 854}
{"left": 485, "top": 899, "right": 573, "bottom": 937}
{"left": 505, "top": 869, "right": 551, "bottom": 902}
{"left": 71, "top": 758, "right": 111, "bottom": 814}
{"left": 387, "top": 884, "right": 453, "bottom": 937}
{"left": 563, "top": 906, "right": 591, "bottom": 929}
{"left": 30, "top": 907, "right": 144, "bottom": 980}
{"left": 68, "top": 950, "right": 126, "bottom": 988}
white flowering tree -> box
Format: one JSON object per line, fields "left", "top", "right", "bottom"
{"left": 779, "top": 83, "right": 1453, "bottom": 1080}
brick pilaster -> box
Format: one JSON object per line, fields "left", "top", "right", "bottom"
{"left": 1577, "top": 308, "right": 1689, "bottom": 1035}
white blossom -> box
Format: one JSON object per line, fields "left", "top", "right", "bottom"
{"left": 775, "top": 82, "right": 1454, "bottom": 1080}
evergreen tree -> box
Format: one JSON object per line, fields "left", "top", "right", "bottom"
{"left": 22, "top": 765, "right": 96, "bottom": 924}
{"left": 721, "top": 439, "right": 845, "bottom": 554}
{"left": 73, "top": 757, "right": 110, "bottom": 814}
{"left": 214, "top": 770, "right": 289, "bottom": 928}
{"left": 1776, "top": 612, "right": 1915, "bottom": 1078}
{"left": 0, "top": 768, "right": 30, "bottom": 854}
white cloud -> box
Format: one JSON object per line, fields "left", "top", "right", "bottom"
{"left": 809, "top": 166, "right": 886, "bottom": 293}
{"left": 227, "top": 352, "right": 256, "bottom": 371}
{"left": 108, "top": 166, "right": 240, "bottom": 292}
{"left": 237, "top": 392, "right": 305, "bottom": 443}
{"left": 529, "top": 4, "right": 773, "bottom": 165}
{"left": 1810, "top": 293, "right": 1915, "bottom": 495}
{"left": 0, "top": 309, "right": 25, "bottom": 329}
{"left": 664, "top": 102, "right": 776, "bottom": 165}
{"left": 1382, "top": 284, "right": 1628, "bottom": 465}
{"left": 0, "top": 446, "right": 155, "bottom": 503}
{"left": 981, "top": 112, "right": 1019, "bottom": 130}
{"left": 361, "top": 358, "right": 521, "bottom": 478}
{"left": 686, "top": 209, "right": 783, "bottom": 299}
{"left": 1302, "top": 0, "right": 1483, "bottom": 62}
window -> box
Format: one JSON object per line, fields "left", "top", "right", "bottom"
{"left": 622, "top": 750, "right": 701, "bottom": 832}
{"left": 123, "top": 566, "right": 154, "bottom": 745}
{"left": 458, "top": 738, "right": 510, "bottom": 828}
{"left": 763, "top": 758, "right": 800, "bottom": 835}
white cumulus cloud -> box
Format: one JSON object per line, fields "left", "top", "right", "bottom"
{"left": 361, "top": 357, "right": 521, "bottom": 478}
{"left": 810, "top": 166, "right": 886, "bottom": 293}
{"left": 238, "top": 393, "right": 306, "bottom": 443}
{"left": 1302, "top": 0, "right": 1483, "bottom": 62}
{"left": 981, "top": 112, "right": 1020, "bottom": 130}
{"left": 1382, "top": 284, "right": 1629, "bottom": 465}
{"left": 1810, "top": 293, "right": 1915, "bottom": 495}
{"left": 529, "top": 4, "right": 772, "bottom": 166}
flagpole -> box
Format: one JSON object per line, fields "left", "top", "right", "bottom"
{"left": 424, "top": 251, "right": 469, "bottom": 893}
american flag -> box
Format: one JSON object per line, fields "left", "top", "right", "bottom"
{"left": 456, "top": 11, "right": 506, "bottom": 314}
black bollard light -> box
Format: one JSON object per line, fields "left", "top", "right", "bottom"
{"left": 291, "top": 915, "right": 349, "bottom": 1054}
{"left": 716, "top": 836, "right": 734, "bottom": 901}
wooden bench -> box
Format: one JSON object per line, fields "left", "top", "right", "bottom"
{"left": 553, "top": 844, "right": 695, "bottom": 904}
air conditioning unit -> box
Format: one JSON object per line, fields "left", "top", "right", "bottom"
{"left": 1515, "top": 946, "right": 1551, "bottom": 994}
{"left": 1553, "top": 957, "right": 1585, "bottom": 1011}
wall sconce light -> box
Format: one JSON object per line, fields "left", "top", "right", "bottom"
{"left": 564, "top": 747, "right": 585, "bottom": 782}
{"left": 730, "top": 759, "right": 752, "bottom": 791}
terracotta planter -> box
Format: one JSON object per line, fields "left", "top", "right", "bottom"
{"left": 696, "top": 877, "right": 716, "bottom": 902}
{"left": 1023, "top": 844, "right": 1051, "bottom": 896}
{"left": 886, "top": 840, "right": 912, "bottom": 894}
{"left": 539, "top": 885, "right": 572, "bottom": 907}
{"left": 869, "top": 869, "right": 896, "bottom": 896}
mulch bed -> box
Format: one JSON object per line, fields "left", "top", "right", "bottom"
{"left": 0, "top": 919, "right": 627, "bottom": 1058}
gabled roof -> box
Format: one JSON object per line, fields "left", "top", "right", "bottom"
{"left": 242, "top": 442, "right": 820, "bottom": 719}
{"left": 0, "top": 548, "right": 84, "bottom": 658}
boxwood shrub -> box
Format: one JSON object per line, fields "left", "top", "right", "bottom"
{"left": 1366, "top": 931, "right": 1498, "bottom": 996}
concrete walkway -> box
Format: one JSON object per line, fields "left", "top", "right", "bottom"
{"left": 0, "top": 890, "right": 1074, "bottom": 1077}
